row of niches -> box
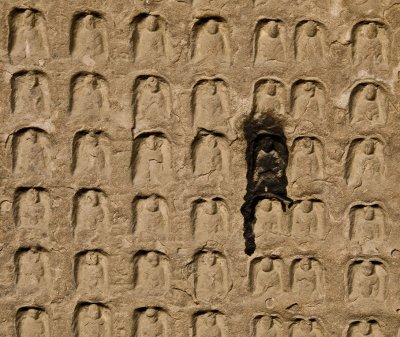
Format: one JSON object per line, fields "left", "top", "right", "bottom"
{"left": 12, "top": 247, "right": 393, "bottom": 305}
{"left": 12, "top": 187, "right": 390, "bottom": 247}
{"left": 14, "top": 306, "right": 392, "bottom": 337}
{"left": 8, "top": 71, "right": 394, "bottom": 130}
{"left": 9, "top": 128, "right": 387, "bottom": 192}
{"left": 13, "top": 305, "right": 397, "bottom": 337}
{"left": 4, "top": 8, "right": 394, "bottom": 70}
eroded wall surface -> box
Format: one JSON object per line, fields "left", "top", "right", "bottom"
{"left": 1, "top": 0, "right": 400, "bottom": 336}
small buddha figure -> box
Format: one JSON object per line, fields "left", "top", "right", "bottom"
{"left": 196, "top": 312, "right": 222, "bottom": 337}
{"left": 19, "top": 189, "right": 46, "bottom": 229}
{"left": 292, "top": 81, "right": 325, "bottom": 120}
{"left": 78, "top": 251, "right": 106, "bottom": 293}
{"left": 351, "top": 206, "right": 384, "bottom": 243}
{"left": 351, "top": 84, "right": 385, "bottom": 126}
{"left": 255, "top": 21, "right": 285, "bottom": 65}
{"left": 194, "top": 134, "right": 223, "bottom": 179}
{"left": 72, "top": 14, "right": 108, "bottom": 63}
{"left": 136, "top": 252, "right": 166, "bottom": 294}
{"left": 17, "top": 248, "right": 46, "bottom": 293}
{"left": 292, "top": 320, "right": 319, "bottom": 337}
{"left": 253, "top": 257, "right": 281, "bottom": 296}
{"left": 296, "top": 21, "right": 324, "bottom": 64}
{"left": 79, "top": 304, "right": 109, "bottom": 337}
{"left": 75, "top": 191, "right": 105, "bottom": 238}
{"left": 196, "top": 251, "right": 226, "bottom": 300}
{"left": 253, "top": 199, "right": 283, "bottom": 238}
{"left": 346, "top": 139, "right": 384, "bottom": 189}
{"left": 137, "top": 309, "right": 164, "bottom": 337}
{"left": 255, "top": 316, "right": 282, "bottom": 337}
{"left": 194, "top": 200, "right": 225, "bottom": 241}
{"left": 349, "top": 260, "right": 384, "bottom": 301}
{"left": 292, "top": 258, "right": 322, "bottom": 299}
{"left": 193, "top": 19, "right": 229, "bottom": 65}
{"left": 18, "top": 308, "right": 47, "bottom": 337}
{"left": 134, "top": 15, "right": 166, "bottom": 63}
{"left": 253, "top": 81, "right": 284, "bottom": 119}
{"left": 351, "top": 321, "right": 383, "bottom": 337}
{"left": 14, "top": 129, "right": 49, "bottom": 176}
{"left": 10, "top": 9, "right": 49, "bottom": 63}
{"left": 135, "top": 77, "right": 170, "bottom": 130}
{"left": 292, "top": 200, "right": 321, "bottom": 239}
{"left": 136, "top": 196, "right": 167, "bottom": 239}
{"left": 353, "top": 22, "right": 386, "bottom": 68}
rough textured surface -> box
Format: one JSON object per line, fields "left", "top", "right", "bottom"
{"left": 2, "top": 0, "right": 400, "bottom": 336}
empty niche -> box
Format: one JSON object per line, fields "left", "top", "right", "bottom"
{"left": 193, "top": 250, "right": 231, "bottom": 301}
{"left": 8, "top": 8, "right": 50, "bottom": 64}
{"left": 348, "top": 203, "right": 386, "bottom": 244}
{"left": 133, "top": 195, "right": 169, "bottom": 241}
{"left": 249, "top": 255, "right": 283, "bottom": 297}
{"left": 290, "top": 257, "right": 324, "bottom": 300}
{"left": 12, "top": 128, "right": 51, "bottom": 177}
{"left": 252, "top": 79, "right": 286, "bottom": 120}
{"left": 72, "top": 189, "right": 109, "bottom": 241}
{"left": 16, "top": 307, "right": 49, "bottom": 337}
{"left": 288, "top": 137, "right": 324, "bottom": 186}
{"left": 192, "top": 197, "right": 228, "bottom": 241}
{"left": 133, "top": 250, "right": 170, "bottom": 295}
{"left": 133, "top": 75, "right": 172, "bottom": 131}
{"left": 192, "top": 79, "right": 232, "bottom": 135}
{"left": 253, "top": 198, "right": 285, "bottom": 241}
{"left": 252, "top": 315, "right": 283, "bottom": 337}
{"left": 11, "top": 71, "right": 50, "bottom": 117}
{"left": 346, "top": 320, "right": 384, "bottom": 337}
{"left": 75, "top": 250, "right": 109, "bottom": 295}
{"left": 71, "top": 12, "right": 108, "bottom": 64}
{"left": 13, "top": 187, "right": 50, "bottom": 234}
{"left": 191, "top": 17, "right": 231, "bottom": 66}
{"left": 344, "top": 137, "right": 385, "bottom": 190}
{"left": 70, "top": 73, "right": 109, "bottom": 118}
{"left": 291, "top": 80, "right": 326, "bottom": 120}
{"left": 347, "top": 259, "right": 387, "bottom": 302}
{"left": 133, "top": 307, "right": 168, "bottom": 337}
{"left": 192, "top": 132, "right": 230, "bottom": 182}
{"left": 131, "top": 133, "right": 172, "bottom": 186}
{"left": 193, "top": 311, "right": 226, "bottom": 337}
{"left": 352, "top": 21, "right": 389, "bottom": 68}
{"left": 254, "top": 19, "right": 286, "bottom": 65}
{"left": 131, "top": 14, "right": 172, "bottom": 64}
{"left": 73, "top": 303, "right": 111, "bottom": 337}
{"left": 290, "top": 199, "right": 325, "bottom": 240}
{"left": 15, "top": 247, "right": 50, "bottom": 294}
{"left": 349, "top": 82, "right": 387, "bottom": 126}
{"left": 72, "top": 130, "right": 111, "bottom": 178}
{"left": 289, "top": 318, "right": 323, "bottom": 337}
{"left": 294, "top": 20, "right": 327, "bottom": 64}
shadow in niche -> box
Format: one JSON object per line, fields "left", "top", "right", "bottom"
{"left": 241, "top": 114, "right": 292, "bottom": 256}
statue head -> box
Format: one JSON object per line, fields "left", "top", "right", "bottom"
{"left": 86, "top": 251, "right": 99, "bottom": 265}
{"left": 301, "top": 200, "right": 313, "bottom": 213}
{"left": 86, "top": 190, "right": 99, "bottom": 207}
{"left": 206, "top": 19, "right": 219, "bottom": 35}
{"left": 29, "top": 247, "right": 40, "bottom": 262}
{"left": 146, "top": 251, "right": 160, "bottom": 267}
{"left": 205, "top": 312, "right": 217, "bottom": 326}
{"left": 260, "top": 199, "right": 273, "bottom": 212}
{"left": 364, "top": 84, "right": 377, "bottom": 101}
{"left": 27, "top": 188, "right": 40, "bottom": 204}
{"left": 26, "top": 308, "right": 40, "bottom": 319}
{"left": 300, "top": 258, "right": 311, "bottom": 271}
{"left": 86, "top": 131, "right": 99, "bottom": 147}
{"left": 206, "top": 81, "right": 217, "bottom": 95}
{"left": 360, "top": 260, "right": 374, "bottom": 276}
{"left": 145, "top": 15, "right": 159, "bottom": 32}
{"left": 87, "top": 304, "right": 101, "bottom": 319}
{"left": 146, "top": 76, "right": 160, "bottom": 93}
{"left": 260, "top": 316, "right": 273, "bottom": 329}
{"left": 145, "top": 135, "right": 160, "bottom": 150}
{"left": 25, "top": 129, "right": 38, "bottom": 143}
{"left": 363, "top": 139, "right": 376, "bottom": 155}
{"left": 204, "top": 200, "right": 218, "bottom": 215}
{"left": 145, "top": 195, "right": 159, "bottom": 212}
{"left": 358, "top": 321, "right": 372, "bottom": 335}
{"left": 299, "top": 320, "right": 313, "bottom": 333}
{"left": 203, "top": 251, "right": 217, "bottom": 266}
{"left": 266, "top": 21, "right": 279, "bottom": 38}
{"left": 260, "top": 256, "right": 273, "bottom": 272}
{"left": 365, "top": 22, "right": 378, "bottom": 39}
{"left": 300, "top": 137, "right": 314, "bottom": 154}
{"left": 304, "top": 82, "right": 316, "bottom": 96}
{"left": 204, "top": 134, "right": 217, "bottom": 148}
{"left": 23, "top": 9, "right": 36, "bottom": 28}
{"left": 265, "top": 81, "right": 277, "bottom": 96}
{"left": 83, "top": 14, "right": 96, "bottom": 29}
{"left": 304, "top": 21, "right": 318, "bottom": 37}
{"left": 145, "top": 308, "right": 158, "bottom": 323}
{"left": 364, "top": 206, "right": 375, "bottom": 221}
